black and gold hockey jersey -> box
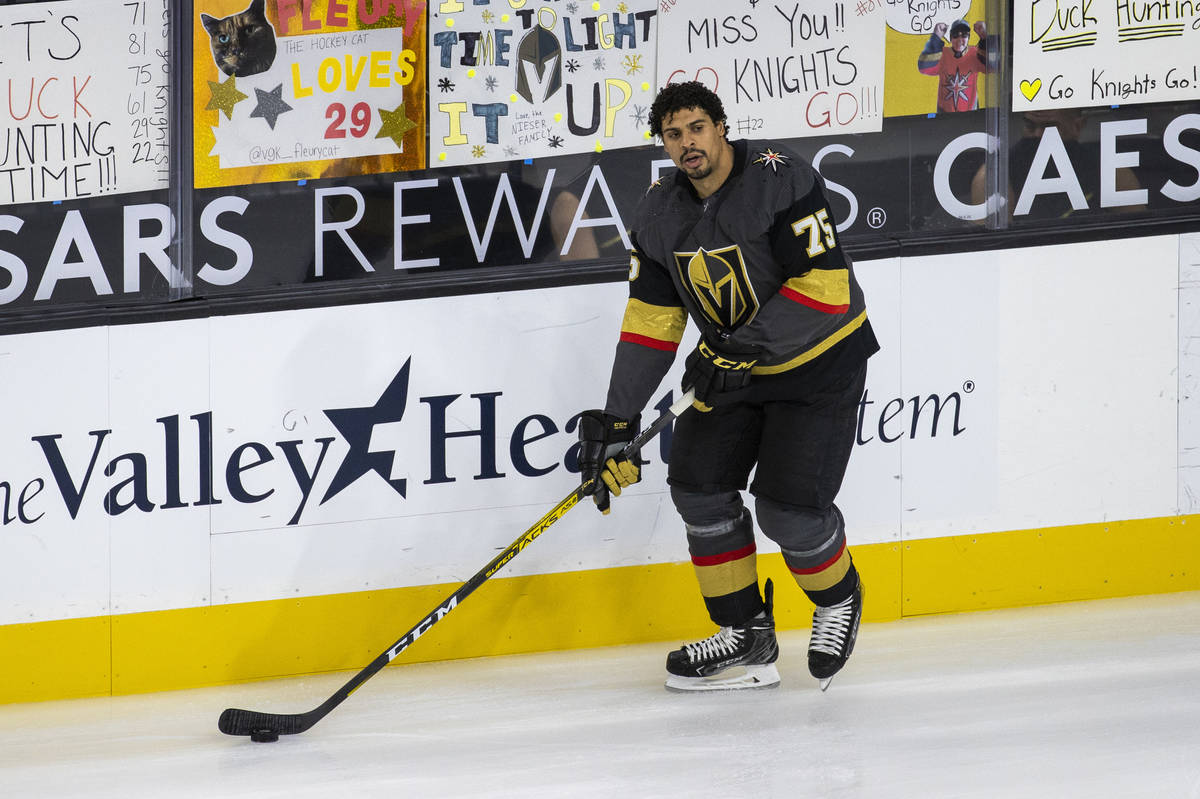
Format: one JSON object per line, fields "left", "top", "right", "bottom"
{"left": 604, "top": 139, "right": 878, "bottom": 420}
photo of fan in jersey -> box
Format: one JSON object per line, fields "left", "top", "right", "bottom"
{"left": 576, "top": 82, "right": 879, "bottom": 693}
{"left": 917, "top": 18, "right": 995, "bottom": 114}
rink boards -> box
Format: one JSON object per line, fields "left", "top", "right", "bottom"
{"left": 2, "top": 234, "right": 1199, "bottom": 702}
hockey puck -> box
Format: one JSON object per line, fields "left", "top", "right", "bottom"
{"left": 250, "top": 728, "right": 280, "bottom": 743}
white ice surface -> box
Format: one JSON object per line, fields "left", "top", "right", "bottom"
{"left": 2, "top": 591, "right": 1199, "bottom": 799}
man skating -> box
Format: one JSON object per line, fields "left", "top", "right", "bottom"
{"left": 577, "top": 82, "right": 878, "bottom": 691}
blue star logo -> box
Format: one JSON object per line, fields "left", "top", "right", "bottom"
{"left": 320, "top": 360, "right": 411, "bottom": 504}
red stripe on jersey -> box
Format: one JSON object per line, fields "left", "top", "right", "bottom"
{"left": 787, "top": 541, "right": 846, "bottom": 575}
{"left": 692, "top": 542, "right": 757, "bottom": 567}
{"left": 620, "top": 331, "right": 679, "bottom": 352}
{"left": 779, "top": 285, "right": 850, "bottom": 314}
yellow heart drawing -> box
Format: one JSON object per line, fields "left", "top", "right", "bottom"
{"left": 1019, "top": 78, "right": 1043, "bottom": 101}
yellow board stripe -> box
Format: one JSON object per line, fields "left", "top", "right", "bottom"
{"left": 0, "top": 616, "right": 111, "bottom": 704}
{"left": 901, "top": 516, "right": 1199, "bottom": 614}
{"left": 3, "top": 515, "right": 1197, "bottom": 704}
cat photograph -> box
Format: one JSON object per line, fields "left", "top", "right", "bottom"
{"left": 201, "top": 0, "right": 278, "bottom": 78}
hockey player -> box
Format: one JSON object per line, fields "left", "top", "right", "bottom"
{"left": 577, "top": 82, "right": 878, "bottom": 691}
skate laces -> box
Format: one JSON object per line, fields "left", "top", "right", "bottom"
{"left": 684, "top": 627, "right": 743, "bottom": 663}
{"left": 810, "top": 595, "right": 854, "bottom": 656}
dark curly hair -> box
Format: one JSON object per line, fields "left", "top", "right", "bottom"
{"left": 648, "top": 81, "right": 727, "bottom": 140}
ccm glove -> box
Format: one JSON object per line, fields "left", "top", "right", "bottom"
{"left": 577, "top": 410, "right": 641, "bottom": 514}
{"left": 681, "top": 338, "right": 758, "bottom": 407}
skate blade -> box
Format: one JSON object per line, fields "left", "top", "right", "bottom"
{"left": 665, "top": 664, "right": 781, "bottom": 693}
{"left": 818, "top": 676, "right": 834, "bottom": 692}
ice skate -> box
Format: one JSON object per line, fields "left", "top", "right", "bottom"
{"left": 808, "top": 578, "right": 863, "bottom": 691}
{"left": 665, "top": 580, "right": 780, "bottom": 692}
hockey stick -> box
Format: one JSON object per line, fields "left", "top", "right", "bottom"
{"left": 218, "top": 389, "right": 695, "bottom": 741}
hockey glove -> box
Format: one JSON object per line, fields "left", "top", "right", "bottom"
{"left": 681, "top": 338, "right": 758, "bottom": 408}
{"left": 577, "top": 410, "right": 641, "bottom": 514}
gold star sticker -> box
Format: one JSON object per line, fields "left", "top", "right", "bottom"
{"left": 206, "top": 75, "right": 248, "bottom": 120}
{"left": 375, "top": 102, "right": 418, "bottom": 149}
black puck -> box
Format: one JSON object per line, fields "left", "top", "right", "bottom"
{"left": 250, "top": 729, "right": 280, "bottom": 743}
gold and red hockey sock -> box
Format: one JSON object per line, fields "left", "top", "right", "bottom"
{"left": 687, "top": 527, "right": 764, "bottom": 627}
{"left": 784, "top": 541, "right": 858, "bottom": 607}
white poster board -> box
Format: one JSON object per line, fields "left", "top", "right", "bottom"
{"left": 1013, "top": 0, "right": 1200, "bottom": 111}
{"left": 204, "top": 10, "right": 417, "bottom": 170}
{"left": 0, "top": 0, "right": 170, "bottom": 205}
{"left": 428, "top": 0, "right": 659, "bottom": 167}
{"left": 656, "top": 0, "right": 886, "bottom": 139}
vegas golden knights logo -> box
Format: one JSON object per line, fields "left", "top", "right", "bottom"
{"left": 674, "top": 245, "right": 760, "bottom": 330}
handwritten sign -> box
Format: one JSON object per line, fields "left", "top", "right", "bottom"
{"left": 196, "top": 0, "right": 422, "bottom": 179}
{"left": 194, "top": 0, "right": 427, "bottom": 188}
{"left": 656, "top": 0, "right": 885, "bottom": 139}
{"left": 0, "top": 0, "right": 170, "bottom": 206}
{"left": 1014, "top": 0, "right": 1200, "bottom": 111}
{"left": 126, "top": 1, "right": 171, "bottom": 193}
{"left": 427, "top": 0, "right": 659, "bottom": 167}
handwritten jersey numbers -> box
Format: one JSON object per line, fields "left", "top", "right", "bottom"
{"left": 791, "top": 208, "right": 837, "bottom": 258}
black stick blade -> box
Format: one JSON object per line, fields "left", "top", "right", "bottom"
{"left": 219, "top": 707, "right": 311, "bottom": 737}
